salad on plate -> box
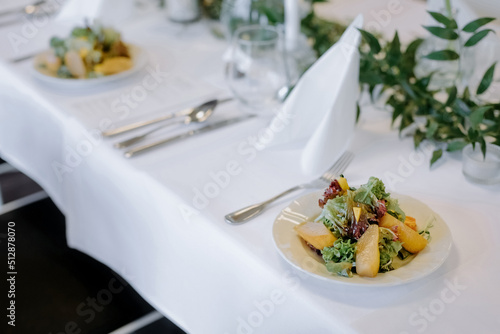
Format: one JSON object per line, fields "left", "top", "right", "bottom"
{"left": 35, "top": 23, "right": 132, "bottom": 79}
{"left": 294, "top": 176, "right": 432, "bottom": 278}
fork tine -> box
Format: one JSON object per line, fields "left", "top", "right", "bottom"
{"left": 321, "top": 151, "right": 354, "bottom": 182}
{"left": 331, "top": 151, "right": 354, "bottom": 175}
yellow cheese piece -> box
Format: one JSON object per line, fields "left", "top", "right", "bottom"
{"left": 338, "top": 177, "right": 349, "bottom": 191}
{"left": 353, "top": 207, "right": 361, "bottom": 222}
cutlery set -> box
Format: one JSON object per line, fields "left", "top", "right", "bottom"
{"left": 103, "top": 97, "right": 256, "bottom": 158}
{"left": 123, "top": 114, "right": 255, "bottom": 158}
{"left": 104, "top": 97, "right": 354, "bottom": 222}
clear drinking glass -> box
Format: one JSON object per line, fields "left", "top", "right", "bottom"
{"left": 462, "top": 143, "right": 500, "bottom": 185}
{"left": 220, "top": 0, "right": 285, "bottom": 41}
{"left": 225, "top": 25, "right": 287, "bottom": 110}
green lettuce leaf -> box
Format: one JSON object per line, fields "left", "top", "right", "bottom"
{"left": 316, "top": 191, "right": 354, "bottom": 236}
{"left": 386, "top": 197, "right": 406, "bottom": 222}
{"left": 419, "top": 218, "right": 435, "bottom": 242}
{"left": 322, "top": 238, "right": 357, "bottom": 277}
{"left": 354, "top": 177, "right": 390, "bottom": 207}
{"left": 322, "top": 238, "right": 356, "bottom": 264}
{"left": 379, "top": 227, "right": 403, "bottom": 272}
{"left": 325, "top": 262, "right": 353, "bottom": 277}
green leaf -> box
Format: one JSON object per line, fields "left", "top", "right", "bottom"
{"left": 468, "top": 128, "right": 479, "bottom": 144}
{"left": 356, "top": 103, "right": 361, "bottom": 123}
{"left": 426, "top": 121, "right": 439, "bottom": 139}
{"left": 360, "top": 72, "right": 384, "bottom": 85}
{"left": 479, "top": 136, "right": 487, "bottom": 159}
{"left": 414, "top": 130, "right": 425, "bottom": 148}
{"left": 405, "top": 38, "right": 424, "bottom": 55}
{"left": 358, "top": 29, "right": 381, "bottom": 54}
{"left": 71, "top": 27, "right": 90, "bottom": 38}
{"left": 445, "top": 86, "right": 457, "bottom": 106}
{"left": 423, "top": 50, "right": 459, "bottom": 61}
{"left": 387, "top": 32, "right": 401, "bottom": 66}
{"left": 392, "top": 105, "right": 404, "bottom": 125}
{"left": 325, "top": 262, "right": 353, "bottom": 277}
{"left": 399, "top": 112, "right": 414, "bottom": 133}
{"left": 477, "top": 62, "right": 496, "bottom": 95}
{"left": 402, "top": 38, "right": 424, "bottom": 73}
{"left": 400, "top": 80, "right": 417, "bottom": 99}
{"left": 463, "top": 86, "right": 471, "bottom": 101}
{"left": 470, "top": 106, "right": 492, "bottom": 128}
{"left": 50, "top": 36, "right": 65, "bottom": 48}
{"left": 494, "top": 134, "right": 500, "bottom": 146}
{"left": 453, "top": 99, "right": 471, "bottom": 117}
{"left": 446, "top": 140, "right": 468, "bottom": 152}
{"left": 464, "top": 29, "right": 494, "bottom": 47}
{"left": 423, "top": 26, "right": 459, "bottom": 40}
{"left": 416, "top": 74, "right": 433, "bottom": 90}
{"left": 462, "top": 17, "right": 496, "bottom": 33}
{"left": 430, "top": 149, "right": 443, "bottom": 167}
{"left": 368, "top": 85, "right": 377, "bottom": 102}
{"left": 259, "top": 6, "right": 282, "bottom": 24}
{"left": 427, "top": 11, "right": 458, "bottom": 29}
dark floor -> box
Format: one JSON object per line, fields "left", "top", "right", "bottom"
{"left": 0, "top": 171, "right": 43, "bottom": 203}
{"left": 0, "top": 166, "right": 185, "bottom": 334}
{"left": 136, "top": 318, "right": 187, "bottom": 334}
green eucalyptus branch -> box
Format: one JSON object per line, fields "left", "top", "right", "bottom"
{"left": 358, "top": 11, "right": 498, "bottom": 166}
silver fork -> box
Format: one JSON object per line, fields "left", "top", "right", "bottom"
{"left": 225, "top": 151, "right": 354, "bottom": 224}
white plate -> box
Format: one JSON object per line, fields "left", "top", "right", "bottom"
{"left": 272, "top": 190, "right": 452, "bottom": 286}
{"left": 32, "top": 44, "right": 147, "bottom": 88}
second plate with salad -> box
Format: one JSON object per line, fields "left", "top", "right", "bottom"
{"left": 32, "top": 23, "right": 148, "bottom": 88}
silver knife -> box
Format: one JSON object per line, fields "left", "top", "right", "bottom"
{"left": 102, "top": 107, "right": 192, "bottom": 137}
{"left": 124, "top": 114, "right": 256, "bottom": 158}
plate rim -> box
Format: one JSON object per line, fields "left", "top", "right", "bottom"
{"left": 272, "top": 190, "right": 453, "bottom": 287}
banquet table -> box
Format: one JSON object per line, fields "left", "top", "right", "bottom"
{"left": 0, "top": 1, "right": 499, "bottom": 333}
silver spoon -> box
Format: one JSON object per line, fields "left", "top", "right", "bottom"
{"left": 114, "top": 99, "right": 226, "bottom": 149}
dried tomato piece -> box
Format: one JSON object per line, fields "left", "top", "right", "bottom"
{"left": 376, "top": 200, "right": 387, "bottom": 218}
{"left": 345, "top": 216, "right": 370, "bottom": 240}
{"left": 306, "top": 242, "right": 322, "bottom": 256}
{"left": 318, "top": 180, "right": 343, "bottom": 208}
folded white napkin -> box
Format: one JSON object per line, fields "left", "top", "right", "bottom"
{"left": 55, "top": 0, "right": 135, "bottom": 25}
{"left": 263, "top": 15, "right": 363, "bottom": 176}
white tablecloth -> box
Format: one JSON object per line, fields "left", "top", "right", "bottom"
{"left": 0, "top": 1, "right": 499, "bottom": 333}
